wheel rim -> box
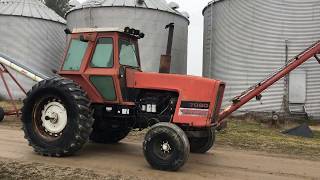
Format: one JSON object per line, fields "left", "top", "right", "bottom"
{"left": 152, "top": 135, "right": 174, "bottom": 160}
{"left": 33, "top": 97, "right": 67, "bottom": 140}
{"left": 161, "top": 141, "right": 172, "bottom": 153}
{"left": 41, "top": 101, "right": 67, "bottom": 135}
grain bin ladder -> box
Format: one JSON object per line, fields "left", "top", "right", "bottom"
{"left": 0, "top": 52, "right": 47, "bottom": 120}
{"left": 217, "top": 41, "right": 320, "bottom": 125}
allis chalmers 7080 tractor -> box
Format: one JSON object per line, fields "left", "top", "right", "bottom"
{"left": 21, "top": 27, "right": 320, "bottom": 171}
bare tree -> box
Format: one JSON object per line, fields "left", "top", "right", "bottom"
{"left": 42, "top": 0, "right": 71, "bottom": 18}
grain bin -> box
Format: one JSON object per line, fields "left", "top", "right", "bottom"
{"left": 203, "top": 0, "right": 320, "bottom": 118}
{"left": 66, "top": 0, "right": 189, "bottom": 74}
{"left": 0, "top": 0, "right": 66, "bottom": 99}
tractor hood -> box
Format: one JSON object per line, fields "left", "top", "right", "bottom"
{"left": 127, "top": 71, "right": 223, "bottom": 102}
{"left": 126, "top": 70, "right": 225, "bottom": 127}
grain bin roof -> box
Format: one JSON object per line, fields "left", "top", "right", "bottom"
{"left": 202, "top": 0, "right": 223, "bottom": 15}
{"left": 0, "top": 0, "right": 66, "bottom": 24}
{"left": 67, "top": 0, "right": 189, "bottom": 20}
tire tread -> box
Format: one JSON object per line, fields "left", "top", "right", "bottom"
{"left": 21, "top": 76, "right": 94, "bottom": 157}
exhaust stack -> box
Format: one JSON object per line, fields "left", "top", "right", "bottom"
{"left": 159, "top": 23, "right": 175, "bottom": 74}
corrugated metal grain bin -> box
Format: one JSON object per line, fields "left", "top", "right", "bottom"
{"left": 66, "top": 0, "right": 189, "bottom": 74}
{"left": 0, "top": 0, "right": 66, "bottom": 99}
{"left": 203, "top": 0, "right": 320, "bottom": 118}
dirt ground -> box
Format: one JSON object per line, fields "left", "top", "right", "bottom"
{"left": 0, "top": 117, "right": 319, "bottom": 180}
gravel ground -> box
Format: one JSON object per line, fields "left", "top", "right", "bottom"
{"left": 0, "top": 158, "right": 141, "bottom": 180}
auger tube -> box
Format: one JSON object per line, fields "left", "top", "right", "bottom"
{"left": 0, "top": 53, "right": 47, "bottom": 82}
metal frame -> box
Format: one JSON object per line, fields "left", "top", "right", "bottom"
{"left": 0, "top": 63, "right": 27, "bottom": 117}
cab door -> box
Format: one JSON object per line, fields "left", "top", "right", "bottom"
{"left": 88, "top": 37, "right": 117, "bottom": 101}
{"left": 82, "top": 35, "right": 121, "bottom": 104}
{"left": 82, "top": 34, "right": 141, "bottom": 104}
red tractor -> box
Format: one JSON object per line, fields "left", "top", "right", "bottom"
{"left": 21, "top": 27, "right": 320, "bottom": 171}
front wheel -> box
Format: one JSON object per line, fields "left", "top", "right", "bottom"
{"left": 143, "top": 122, "right": 190, "bottom": 171}
{"left": 21, "top": 77, "right": 94, "bottom": 157}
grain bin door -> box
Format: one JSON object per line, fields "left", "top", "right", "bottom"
{"left": 289, "top": 70, "right": 306, "bottom": 104}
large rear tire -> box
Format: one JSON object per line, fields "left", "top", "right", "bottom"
{"left": 21, "top": 77, "right": 94, "bottom": 157}
{"left": 189, "top": 128, "right": 215, "bottom": 153}
{"left": 143, "top": 122, "right": 190, "bottom": 171}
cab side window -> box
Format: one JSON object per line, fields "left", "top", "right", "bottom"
{"left": 91, "top": 38, "right": 114, "bottom": 68}
{"left": 63, "top": 39, "right": 88, "bottom": 71}
{"left": 119, "top": 39, "right": 139, "bottom": 67}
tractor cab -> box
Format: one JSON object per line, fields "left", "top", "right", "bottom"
{"left": 60, "top": 27, "right": 144, "bottom": 104}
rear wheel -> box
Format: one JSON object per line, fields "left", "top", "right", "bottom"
{"left": 90, "top": 127, "right": 130, "bottom": 144}
{"left": 21, "top": 77, "right": 94, "bottom": 157}
{"left": 189, "top": 128, "right": 215, "bottom": 153}
{"left": 143, "top": 122, "right": 190, "bottom": 171}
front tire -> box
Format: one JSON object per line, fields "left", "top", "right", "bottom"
{"left": 143, "top": 122, "right": 190, "bottom": 171}
{"left": 189, "top": 128, "right": 215, "bottom": 153}
{"left": 21, "top": 77, "right": 94, "bottom": 157}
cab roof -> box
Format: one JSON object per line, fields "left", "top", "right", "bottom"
{"left": 71, "top": 27, "right": 144, "bottom": 39}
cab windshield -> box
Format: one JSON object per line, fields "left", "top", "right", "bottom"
{"left": 119, "top": 39, "right": 139, "bottom": 68}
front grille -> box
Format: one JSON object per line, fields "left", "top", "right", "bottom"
{"left": 211, "top": 83, "right": 225, "bottom": 123}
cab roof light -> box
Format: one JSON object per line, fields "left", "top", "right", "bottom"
{"left": 124, "top": 27, "right": 145, "bottom": 39}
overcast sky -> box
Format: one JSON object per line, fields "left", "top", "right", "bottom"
{"left": 77, "top": 0, "right": 210, "bottom": 76}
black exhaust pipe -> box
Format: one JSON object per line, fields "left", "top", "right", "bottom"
{"left": 159, "top": 23, "right": 175, "bottom": 74}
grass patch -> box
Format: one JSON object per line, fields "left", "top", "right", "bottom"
{"left": 216, "top": 120, "right": 320, "bottom": 160}
{"left": 0, "top": 101, "right": 22, "bottom": 111}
